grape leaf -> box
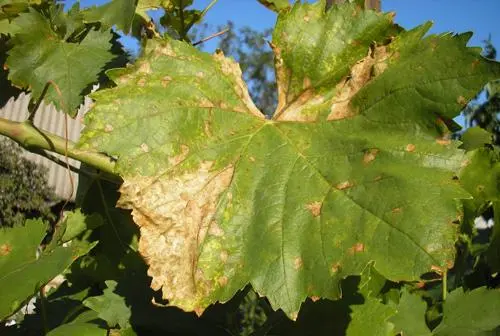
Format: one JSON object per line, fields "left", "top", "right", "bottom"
{"left": 83, "top": 280, "right": 131, "bottom": 329}
{"left": 46, "top": 322, "right": 107, "bottom": 336}
{"left": 0, "top": 219, "right": 96, "bottom": 320}
{"left": 258, "top": 0, "right": 291, "bottom": 12}
{"left": 433, "top": 287, "right": 500, "bottom": 336}
{"left": 6, "top": 9, "right": 114, "bottom": 116}
{"left": 346, "top": 297, "right": 396, "bottom": 336}
{"left": 390, "top": 290, "right": 431, "bottom": 336}
{"left": 79, "top": 2, "right": 500, "bottom": 316}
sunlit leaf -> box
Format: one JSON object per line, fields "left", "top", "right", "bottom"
{"left": 80, "top": 2, "right": 500, "bottom": 316}
{"left": 6, "top": 9, "right": 114, "bottom": 116}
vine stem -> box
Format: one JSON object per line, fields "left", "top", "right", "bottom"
{"left": 39, "top": 288, "right": 48, "bottom": 335}
{"left": 0, "top": 117, "right": 118, "bottom": 177}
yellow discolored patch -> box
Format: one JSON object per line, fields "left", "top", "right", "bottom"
{"left": 161, "top": 76, "right": 172, "bottom": 87}
{"left": 137, "top": 78, "right": 147, "bottom": 87}
{"left": 405, "top": 144, "right": 416, "bottom": 152}
{"left": 196, "top": 71, "right": 205, "bottom": 78}
{"left": 290, "top": 312, "right": 299, "bottom": 321}
{"left": 213, "top": 51, "right": 264, "bottom": 119}
{"left": 168, "top": 144, "right": 190, "bottom": 166}
{"left": 220, "top": 250, "right": 229, "bottom": 263}
{"left": 303, "top": 77, "right": 312, "bottom": 90}
{"left": 140, "top": 143, "right": 149, "bottom": 153}
{"left": 248, "top": 156, "right": 256, "bottom": 162}
{"left": 391, "top": 207, "right": 402, "bottom": 214}
{"left": 311, "top": 296, "right": 320, "bottom": 302}
{"left": 0, "top": 243, "right": 12, "bottom": 256}
{"left": 330, "top": 262, "right": 341, "bottom": 274}
{"left": 294, "top": 257, "right": 303, "bottom": 270}
{"left": 430, "top": 265, "right": 444, "bottom": 275}
{"left": 218, "top": 276, "right": 228, "bottom": 287}
{"left": 203, "top": 120, "right": 212, "bottom": 137}
{"left": 348, "top": 242, "right": 365, "bottom": 255}
{"left": 138, "top": 62, "right": 152, "bottom": 74}
{"left": 156, "top": 43, "right": 176, "bottom": 57}
{"left": 303, "top": 15, "right": 310, "bottom": 22}
{"left": 104, "top": 124, "right": 113, "bottom": 133}
{"left": 363, "top": 149, "right": 379, "bottom": 164}
{"left": 335, "top": 181, "right": 353, "bottom": 190}
{"left": 305, "top": 201, "right": 322, "bottom": 217}
{"left": 327, "top": 46, "right": 391, "bottom": 121}
{"left": 117, "top": 163, "right": 235, "bottom": 314}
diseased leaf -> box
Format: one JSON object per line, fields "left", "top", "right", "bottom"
{"left": 6, "top": 9, "right": 114, "bottom": 116}
{"left": 0, "top": 219, "right": 96, "bottom": 320}
{"left": 83, "top": 280, "right": 131, "bottom": 329}
{"left": 79, "top": 2, "right": 500, "bottom": 316}
{"left": 346, "top": 297, "right": 396, "bottom": 336}
{"left": 390, "top": 290, "right": 431, "bottom": 336}
{"left": 257, "top": 0, "right": 290, "bottom": 13}
{"left": 433, "top": 287, "right": 500, "bottom": 336}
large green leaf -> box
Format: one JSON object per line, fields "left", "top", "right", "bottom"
{"left": 0, "top": 219, "right": 96, "bottom": 320}
{"left": 433, "top": 287, "right": 500, "bottom": 335}
{"left": 46, "top": 322, "right": 107, "bottom": 336}
{"left": 6, "top": 9, "right": 114, "bottom": 116}
{"left": 79, "top": 1, "right": 500, "bottom": 316}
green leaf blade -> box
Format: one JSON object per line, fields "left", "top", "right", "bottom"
{"left": 6, "top": 9, "right": 114, "bottom": 116}
{"left": 79, "top": 2, "right": 500, "bottom": 317}
{"left": 0, "top": 219, "right": 96, "bottom": 320}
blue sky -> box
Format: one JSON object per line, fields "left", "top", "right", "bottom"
{"left": 72, "top": 0, "right": 500, "bottom": 56}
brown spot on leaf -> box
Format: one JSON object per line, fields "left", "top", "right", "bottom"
{"left": 311, "top": 296, "right": 320, "bottom": 302}
{"left": 140, "top": 143, "right": 149, "bottom": 153}
{"left": 249, "top": 156, "right": 256, "bottom": 162}
{"left": 363, "top": 149, "right": 379, "bottom": 164}
{"left": 209, "top": 221, "right": 225, "bottom": 237}
{"left": 405, "top": 144, "right": 416, "bottom": 152}
{"left": 156, "top": 44, "right": 176, "bottom": 57}
{"left": 457, "top": 96, "right": 468, "bottom": 106}
{"left": 303, "top": 15, "right": 310, "bottom": 22}
{"left": 348, "top": 242, "right": 365, "bottom": 255}
{"left": 138, "top": 62, "right": 152, "bottom": 74}
{"left": 104, "top": 124, "right": 113, "bottom": 133}
{"left": 137, "top": 78, "right": 147, "bottom": 87}
{"left": 471, "top": 59, "right": 480, "bottom": 69}
{"left": 196, "top": 71, "right": 204, "bottom": 78}
{"left": 436, "top": 138, "right": 451, "bottom": 146}
{"left": 294, "top": 257, "right": 303, "bottom": 270}
{"left": 391, "top": 207, "right": 402, "bottom": 214}
{"left": 330, "top": 262, "right": 341, "bottom": 274}
{"left": 335, "top": 181, "right": 353, "bottom": 190}
{"left": 168, "top": 144, "right": 190, "bottom": 166}
{"left": 0, "top": 244, "right": 12, "bottom": 256}
{"left": 118, "top": 163, "right": 235, "bottom": 314}
{"left": 161, "top": 76, "right": 172, "bottom": 87}
{"left": 306, "top": 201, "right": 322, "bottom": 217}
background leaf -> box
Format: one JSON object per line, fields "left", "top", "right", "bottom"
{"left": 433, "top": 287, "right": 500, "bottom": 335}
{"left": 0, "top": 219, "right": 96, "bottom": 320}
